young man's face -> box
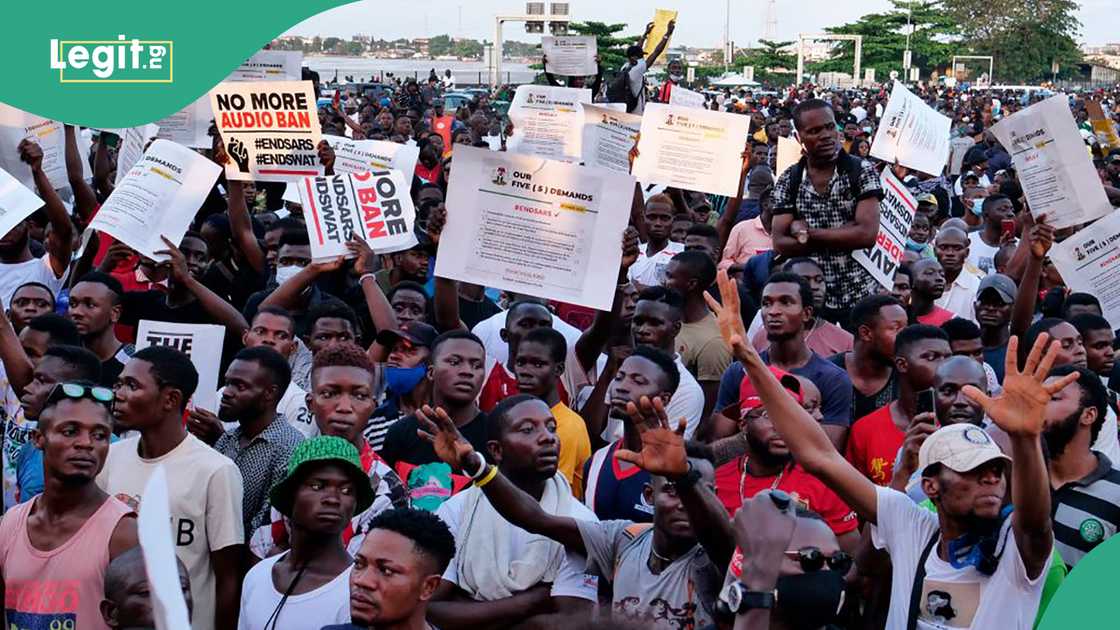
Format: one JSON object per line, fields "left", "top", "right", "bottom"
{"left": 500, "top": 304, "right": 552, "bottom": 354}
{"left": 69, "top": 281, "right": 120, "bottom": 338}
{"left": 290, "top": 462, "right": 358, "bottom": 535}
{"left": 934, "top": 232, "right": 968, "bottom": 275}
{"left": 863, "top": 304, "right": 909, "bottom": 360}
{"left": 387, "top": 339, "right": 431, "bottom": 369}
{"left": 20, "top": 356, "right": 79, "bottom": 420}
{"left": 243, "top": 312, "right": 297, "bottom": 358}
{"left": 974, "top": 291, "right": 1012, "bottom": 330}
{"left": 178, "top": 236, "right": 210, "bottom": 280}
{"left": 514, "top": 340, "right": 560, "bottom": 399}
{"left": 608, "top": 355, "right": 669, "bottom": 420}
{"left": 390, "top": 289, "right": 428, "bottom": 327}
{"left": 309, "top": 366, "right": 376, "bottom": 444}
{"left": 795, "top": 107, "right": 839, "bottom": 163}
{"left": 644, "top": 202, "right": 674, "bottom": 242}
{"left": 898, "top": 338, "right": 953, "bottom": 391}
{"left": 113, "top": 359, "right": 171, "bottom": 431}
{"left": 924, "top": 458, "right": 1007, "bottom": 522}
{"left": 1047, "top": 322, "right": 1087, "bottom": 369}
{"left": 934, "top": 359, "right": 987, "bottom": 426}
{"left": 890, "top": 272, "right": 912, "bottom": 306}
{"left": 630, "top": 301, "right": 679, "bottom": 351}
{"left": 218, "top": 359, "right": 274, "bottom": 423}
{"left": 761, "top": 281, "right": 809, "bottom": 341}
{"left": 487, "top": 399, "right": 559, "bottom": 479}
{"left": 787, "top": 261, "right": 826, "bottom": 311}
{"left": 911, "top": 260, "right": 946, "bottom": 299}
{"left": 36, "top": 398, "right": 112, "bottom": 481}
{"left": 8, "top": 285, "right": 53, "bottom": 331}
{"left": 100, "top": 561, "right": 193, "bottom": 629}
{"left": 350, "top": 529, "right": 441, "bottom": 627}
{"left": 394, "top": 249, "right": 430, "bottom": 281}
{"left": 430, "top": 339, "right": 485, "bottom": 405}
{"left": 1082, "top": 328, "right": 1116, "bottom": 376}
{"left": 307, "top": 318, "right": 356, "bottom": 355}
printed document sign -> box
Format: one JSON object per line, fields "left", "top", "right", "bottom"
{"left": 228, "top": 50, "right": 302, "bottom": 82}
{"left": 135, "top": 320, "right": 225, "bottom": 412}
{"left": 580, "top": 104, "right": 641, "bottom": 174}
{"left": 541, "top": 36, "right": 597, "bottom": 76}
{"left": 210, "top": 80, "right": 322, "bottom": 182}
{"left": 1050, "top": 210, "right": 1120, "bottom": 329}
{"left": 435, "top": 146, "right": 634, "bottom": 310}
{"left": 507, "top": 85, "right": 591, "bottom": 162}
{"left": 852, "top": 170, "right": 916, "bottom": 289}
{"left": 113, "top": 124, "right": 160, "bottom": 185}
{"left": 990, "top": 94, "right": 1111, "bottom": 230}
{"left": 631, "top": 103, "right": 750, "bottom": 197}
{"left": 776, "top": 136, "right": 802, "bottom": 177}
{"left": 299, "top": 170, "right": 418, "bottom": 261}
{"left": 324, "top": 134, "right": 420, "bottom": 179}
{"left": 869, "top": 81, "right": 951, "bottom": 176}
{"left": 0, "top": 103, "right": 66, "bottom": 191}
{"left": 0, "top": 167, "right": 43, "bottom": 240}
{"left": 89, "top": 139, "right": 221, "bottom": 261}
{"left": 668, "top": 86, "right": 705, "bottom": 109}
{"left": 155, "top": 95, "right": 213, "bottom": 148}
{"left": 137, "top": 467, "right": 192, "bottom": 630}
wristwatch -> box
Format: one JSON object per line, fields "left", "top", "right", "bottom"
{"left": 722, "top": 581, "right": 776, "bottom": 614}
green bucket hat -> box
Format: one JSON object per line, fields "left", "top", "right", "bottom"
{"left": 269, "top": 436, "right": 375, "bottom": 518}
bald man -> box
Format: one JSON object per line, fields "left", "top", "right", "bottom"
{"left": 933, "top": 227, "right": 982, "bottom": 320}
{"left": 100, "top": 547, "right": 193, "bottom": 629}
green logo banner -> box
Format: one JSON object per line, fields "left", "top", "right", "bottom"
{"left": 0, "top": 1, "right": 356, "bottom": 127}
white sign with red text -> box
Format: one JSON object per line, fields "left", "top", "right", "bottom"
{"left": 852, "top": 169, "right": 916, "bottom": 289}
{"left": 299, "top": 169, "right": 418, "bottom": 261}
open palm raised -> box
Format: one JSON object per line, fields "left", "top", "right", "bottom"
{"left": 703, "top": 268, "right": 757, "bottom": 364}
{"left": 962, "top": 334, "right": 1079, "bottom": 437}
{"left": 415, "top": 404, "right": 478, "bottom": 474}
{"left": 614, "top": 395, "right": 689, "bottom": 477}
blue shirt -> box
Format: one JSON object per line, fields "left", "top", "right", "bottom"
{"left": 715, "top": 351, "right": 853, "bottom": 427}
{"left": 16, "top": 434, "right": 121, "bottom": 502}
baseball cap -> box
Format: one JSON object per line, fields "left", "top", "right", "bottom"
{"left": 269, "top": 436, "right": 375, "bottom": 517}
{"left": 918, "top": 424, "right": 1010, "bottom": 476}
{"left": 977, "top": 273, "right": 1017, "bottom": 304}
{"left": 916, "top": 192, "right": 939, "bottom": 209}
{"left": 736, "top": 366, "right": 803, "bottom": 420}
{"left": 376, "top": 321, "right": 437, "bottom": 349}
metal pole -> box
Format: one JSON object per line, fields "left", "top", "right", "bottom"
{"left": 493, "top": 18, "right": 503, "bottom": 88}
{"left": 724, "top": 0, "right": 730, "bottom": 71}
{"left": 903, "top": 3, "right": 912, "bottom": 72}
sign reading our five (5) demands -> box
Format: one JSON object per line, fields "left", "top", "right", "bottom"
{"left": 436, "top": 146, "right": 634, "bottom": 311}
{"left": 210, "top": 80, "right": 322, "bottom": 182}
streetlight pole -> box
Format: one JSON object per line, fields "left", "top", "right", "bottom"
{"left": 724, "top": 0, "right": 730, "bottom": 72}
{"left": 902, "top": 2, "right": 913, "bottom": 79}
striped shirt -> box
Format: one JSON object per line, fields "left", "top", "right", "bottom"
{"left": 1051, "top": 451, "right": 1120, "bottom": 568}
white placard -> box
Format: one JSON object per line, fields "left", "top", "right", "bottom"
{"left": 668, "top": 86, "right": 706, "bottom": 109}
{"left": 852, "top": 170, "right": 917, "bottom": 289}
{"left": 1050, "top": 210, "right": 1120, "bottom": 328}
{"left": 89, "top": 139, "right": 221, "bottom": 261}
{"left": 210, "top": 80, "right": 322, "bottom": 182}
{"left": 228, "top": 50, "right": 303, "bottom": 82}
{"left": 631, "top": 103, "right": 751, "bottom": 197}
{"left": 155, "top": 95, "right": 213, "bottom": 148}
{"left": 137, "top": 466, "right": 192, "bottom": 630}
{"left": 113, "top": 124, "right": 161, "bottom": 186}
{"left": 435, "top": 146, "right": 634, "bottom": 310}
{"left": 990, "top": 94, "right": 1112, "bottom": 230}
{"left": 506, "top": 85, "right": 592, "bottom": 162}
{"left": 580, "top": 104, "right": 642, "bottom": 174}
{"left": 542, "top": 36, "right": 598, "bottom": 76}
{"left": 0, "top": 103, "right": 66, "bottom": 191}
{"left": 776, "top": 136, "right": 802, "bottom": 177}
{"left": 299, "top": 170, "right": 418, "bottom": 261}
{"left": 324, "top": 134, "right": 420, "bottom": 179}
{"left": 869, "top": 81, "right": 951, "bottom": 176}
{"left": 135, "top": 320, "right": 225, "bottom": 412}
{"left": 0, "top": 167, "right": 44, "bottom": 238}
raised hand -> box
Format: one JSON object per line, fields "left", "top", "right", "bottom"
{"left": 154, "top": 236, "right": 191, "bottom": 284}
{"left": 18, "top": 139, "right": 44, "bottom": 172}
{"left": 613, "top": 395, "right": 688, "bottom": 476}
{"left": 703, "top": 268, "right": 754, "bottom": 362}
{"left": 732, "top": 490, "right": 797, "bottom": 589}
{"left": 225, "top": 137, "right": 250, "bottom": 173}
{"left": 415, "top": 404, "right": 478, "bottom": 473}
{"left": 1027, "top": 213, "right": 1054, "bottom": 260}
{"left": 345, "top": 234, "right": 376, "bottom": 275}
{"left": 620, "top": 226, "right": 640, "bottom": 275}
{"left": 427, "top": 202, "right": 447, "bottom": 246}
{"left": 963, "top": 334, "right": 1080, "bottom": 437}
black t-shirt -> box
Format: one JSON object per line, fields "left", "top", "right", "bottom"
{"left": 201, "top": 259, "right": 266, "bottom": 312}
{"left": 458, "top": 295, "right": 502, "bottom": 331}
{"left": 828, "top": 352, "right": 899, "bottom": 421}
{"left": 380, "top": 410, "right": 489, "bottom": 470}
{"left": 99, "top": 344, "right": 135, "bottom": 388}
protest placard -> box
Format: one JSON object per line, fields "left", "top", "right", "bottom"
{"left": 324, "top": 134, "right": 420, "bottom": 178}
{"left": 776, "top": 136, "right": 802, "bottom": 177}
{"left": 135, "top": 320, "right": 225, "bottom": 412}
{"left": 89, "top": 139, "right": 221, "bottom": 261}
{"left": 668, "top": 86, "right": 705, "bottom": 109}
{"left": 0, "top": 103, "right": 66, "bottom": 191}
{"left": 435, "top": 146, "right": 634, "bottom": 310}
{"left": 507, "top": 85, "right": 591, "bottom": 162}
{"left": 631, "top": 103, "right": 751, "bottom": 197}
{"left": 210, "top": 80, "right": 322, "bottom": 182}
{"left": 869, "top": 81, "right": 951, "bottom": 176}
{"left": 852, "top": 169, "right": 917, "bottom": 289}
{"left": 155, "top": 95, "right": 213, "bottom": 148}
{"left": 1050, "top": 210, "right": 1120, "bottom": 328}
{"left": 228, "top": 50, "right": 303, "bottom": 81}
{"left": 542, "top": 36, "right": 598, "bottom": 76}
{"left": 113, "top": 124, "right": 160, "bottom": 185}
{"left": 1087, "top": 100, "right": 1120, "bottom": 151}
{"left": 137, "top": 466, "right": 192, "bottom": 630}
{"left": 990, "top": 94, "right": 1111, "bottom": 230}
{"left": 0, "top": 166, "right": 43, "bottom": 239}
{"left": 299, "top": 169, "right": 418, "bottom": 261}
{"left": 643, "top": 9, "right": 678, "bottom": 64}
{"left": 580, "top": 104, "right": 642, "bottom": 174}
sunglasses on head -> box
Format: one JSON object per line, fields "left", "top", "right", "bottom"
{"left": 47, "top": 383, "right": 114, "bottom": 408}
{"left": 785, "top": 547, "right": 853, "bottom": 574}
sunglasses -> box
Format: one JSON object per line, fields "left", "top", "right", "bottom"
{"left": 785, "top": 547, "right": 853, "bottom": 575}
{"left": 47, "top": 383, "right": 114, "bottom": 407}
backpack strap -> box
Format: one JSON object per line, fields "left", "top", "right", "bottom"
{"left": 785, "top": 159, "right": 806, "bottom": 215}
{"left": 906, "top": 531, "right": 940, "bottom": 630}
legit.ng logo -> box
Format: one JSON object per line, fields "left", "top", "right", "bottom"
{"left": 49, "top": 35, "right": 172, "bottom": 83}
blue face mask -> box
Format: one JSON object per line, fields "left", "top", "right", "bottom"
{"left": 384, "top": 365, "right": 428, "bottom": 396}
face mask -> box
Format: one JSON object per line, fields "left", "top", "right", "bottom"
{"left": 274, "top": 265, "right": 302, "bottom": 285}
{"left": 775, "top": 570, "right": 846, "bottom": 629}
{"left": 906, "top": 238, "right": 928, "bottom": 253}
{"left": 384, "top": 365, "right": 428, "bottom": 396}
{"left": 669, "top": 73, "right": 684, "bottom": 82}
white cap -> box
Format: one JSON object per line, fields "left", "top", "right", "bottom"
{"left": 918, "top": 424, "right": 1010, "bottom": 475}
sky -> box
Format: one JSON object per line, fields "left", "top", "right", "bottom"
{"left": 284, "top": 0, "right": 1116, "bottom": 48}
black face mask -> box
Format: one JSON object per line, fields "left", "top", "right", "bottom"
{"left": 775, "top": 569, "right": 846, "bottom": 629}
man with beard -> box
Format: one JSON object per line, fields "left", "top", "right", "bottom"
{"left": 911, "top": 258, "right": 956, "bottom": 326}
{"left": 1042, "top": 365, "right": 1120, "bottom": 568}
{"left": 417, "top": 392, "right": 731, "bottom": 630}
{"left": 211, "top": 346, "right": 304, "bottom": 534}
{"left": 0, "top": 382, "right": 138, "bottom": 629}
{"left": 69, "top": 272, "right": 134, "bottom": 388}
{"left": 374, "top": 242, "right": 431, "bottom": 296}
{"left": 1070, "top": 314, "right": 1116, "bottom": 388}
{"left": 830, "top": 294, "right": 907, "bottom": 421}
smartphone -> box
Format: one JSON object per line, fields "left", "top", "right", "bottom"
{"left": 1001, "top": 219, "right": 1016, "bottom": 239}
{"left": 917, "top": 388, "right": 936, "bottom": 418}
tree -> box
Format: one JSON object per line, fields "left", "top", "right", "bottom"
{"left": 942, "top": 0, "right": 1081, "bottom": 81}
{"left": 310, "top": 36, "right": 322, "bottom": 53}
{"left": 566, "top": 21, "right": 639, "bottom": 72}
{"left": 429, "top": 35, "right": 453, "bottom": 57}
{"left": 322, "top": 37, "right": 341, "bottom": 53}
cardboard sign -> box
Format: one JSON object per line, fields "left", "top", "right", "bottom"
{"left": 1050, "top": 210, "right": 1120, "bottom": 329}
{"left": 631, "top": 103, "right": 751, "bottom": 197}
{"left": 852, "top": 170, "right": 917, "bottom": 289}
{"left": 506, "top": 85, "right": 592, "bottom": 162}
{"left": 135, "top": 320, "right": 225, "bottom": 412}
{"left": 210, "top": 80, "right": 322, "bottom": 182}
{"left": 580, "top": 104, "right": 642, "bottom": 174}
{"left": 299, "top": 169, "right": 418, "bottom": 260}
{"left": 324, "top": 134, "right": 420, "bottom": 179}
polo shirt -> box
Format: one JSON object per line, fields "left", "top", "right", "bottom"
{"left": 935, "top": 268, "right": 983, "bottom": 322}
{"left": 1051, "top": 451, "right": 1120, "bottom": 568}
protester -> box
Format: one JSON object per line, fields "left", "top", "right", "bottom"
{"left": 829, "top": 294, "right": 907, "bottom": 420}
{"left": 664, "top": 250, "right": 732, "bottom": 419}
{"left": 237, "top": 306, "right": 313, "bottom": 435}
{"left": 100, "top": 547, "right": 193, "bottom": 629}
{"left": 934, "top": 226, "right": 983, "bottom": 320}
{"left": 7, "top": 282, "right": 55, "bottom": 332}
{"left": 909, "top": 258, "right": 956, "bottom": 326}
{"left": 69, "top": 272, "right": 134, "bottom": 387}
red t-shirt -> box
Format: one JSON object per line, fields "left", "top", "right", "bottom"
{"left": 916, "top": 305, "right": 955, "bottom": 327}
{"left": 844, "top": 405, "right": 905, "bottom": 486}
{"left": 714, "top": 458, "right": 858, "bottom": 536}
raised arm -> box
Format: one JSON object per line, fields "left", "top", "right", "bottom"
{"left": 579, "top": 347, "right": 624, "bottom": 451}
{"left": 716, "top": 144, "right": 752, "bottom": 256}
{"left": 541, "top": 55, "right": 563, "bottom": 87}
{"left": 19, "top": 140, "right": 74, "bottom": 278}
{"left": 574, "top": 228, "right": 638, "bottom": 372}
{"left": 963, "top": 334, "right": 1071, "bottom": 580}
{"left": 1010, "top": 215, "right": 1052, "bottom": 338}
{"left": 347, "top": 235, "right": 399, "bottom": 361}
{"left": 644, "top": 20, "right": 675, "bottom": 67}
{"left": 706, "top": 269, "right": 880, "bottom": 524}
{"left": 0, "top": 308, "right": 33, "bottom": 394}
{"left": 155, "top": 237, "right": 249, "bottom": 338}
{"left": 214, "top": 139, "right": 266, "bottom": 275}
{"left": 92, "top": 133, "right": 114, "bottom": 199}
{"left": 63, "top": 125, "right": 98, "bottom": 225}
{"left": 259, "top": 257, "right": 343, "bottom": 311}
{"left": 416, "top": 405, "right": 587, "bottom": 554}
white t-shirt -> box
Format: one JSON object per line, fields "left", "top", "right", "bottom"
{"left": 237, "top": 552, "right": 351, "bottom": 630}
{"left": 624, "top": 59, "right": 649, "bottom": 114}
{"left": 97, "top": 434, "right": 244, "bottom": 630}
{"left": 471, "top": 310, "right": 584, "bottom": 368}
{"left": 436, "top": 485, "right": 600, "bottom": 601}
{"left": 218, "top": 381, "right": 314, "bottom": 438}
{"left": 628, "top": 241, "right": 685, "bottom": 288}
{"left": 871, "top": 486, "right": 1049, "bottom": 630}
{"left": 1093, "top": 406, "right": 1120, "bottom": 465}
{"left": 0, "top": 254, "right": 66, "bottom": 308}
{"left": 966, "top": 232, "right": 1003, "bottom": 276}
